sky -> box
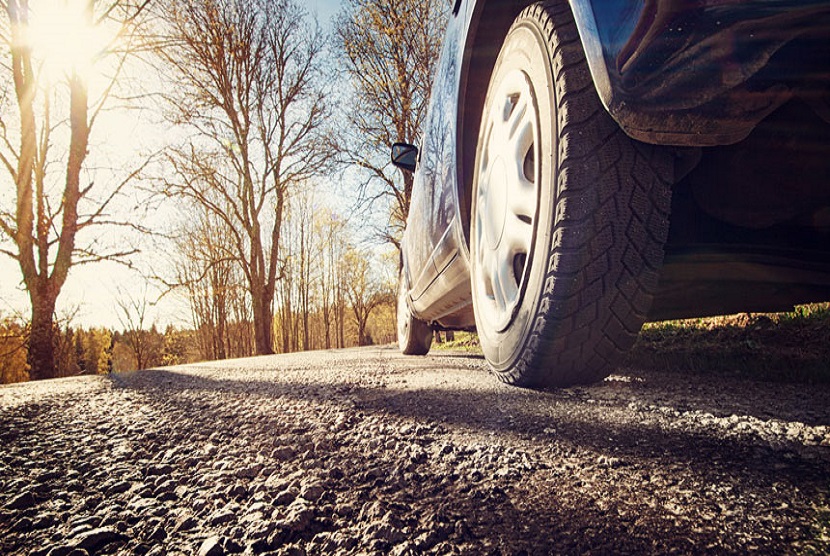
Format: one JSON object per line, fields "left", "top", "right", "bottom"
{"left": 311, "top": 0, "right": 345, "bottom": 26}
{"left": 0, "top": 0, "right": 349, "bottom": 330}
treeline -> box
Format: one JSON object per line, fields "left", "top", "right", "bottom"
{"left": 1, "top": 187, "right": 399, "bottom": 384}
{"left": 167, "top": 186, "right": 398, "bottom": 364}
{"left": 1, "top": 300, "right": 396, "bottom": 384}
{"left": 0, "top": 319, "right": 194, "bottom": 383}
{"left": 1, "top": 0, "right": 445, "bottom": 380}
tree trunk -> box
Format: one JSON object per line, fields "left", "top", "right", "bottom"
{"left": 215, "top": 273, "right": 227, "bottom": 360}
{"left": 339, "top": 305, "right": 345, "bottom": 349}
{"left": 252, "top": 294, "right": 274, "bottom": 355}
{"left": 356, "top": 309, "right": 369, "bottom": 346}
{"left": 28, "top": 291, "right": 57, "bottom": 380}
{"left": 280, "top": 287, "right": 291, "bottom": 354}
{"left": 322, "top": 307, "right": 331, "bottom": 349}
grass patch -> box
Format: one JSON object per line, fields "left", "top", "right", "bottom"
{"left": 624, "top": 303, "right": 830, "bottom": 383}
{"left": 431, "top": 331, "right": 482, "bottom": 353}
{"left": 428, "top": 304, "right": 830, "bottom": 383}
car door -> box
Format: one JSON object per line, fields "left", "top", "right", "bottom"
{"left": 403, "top": 2, "right": 469, "bottom": 318}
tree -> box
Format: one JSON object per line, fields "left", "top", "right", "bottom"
{"left": 0, "top": 0, "right": 151, "bottom": 379}
{"left": 75, "top": 327, "right": 112, "bottom": 374}
{"left": 0, "top": 312, "right": 28, "bottom": 383}
{"left": 167, "top": 209, "right": 253, "bottom": 361}
{"left": 295, "top": 194, "right": 315, "bottom": 351}
{"left": 74, "top": 329, "right": 86, "bottom": 372}
{"left": 54, "top": 323, "right": 80, "bottom": 377}
{"left": 342, "top": 247, "right": 393, "bottom": 346}
{"left": 274, "top": 189, "right": 320, "bottom": 352}
{"left": 116, "top": 288, "right": 163, "bottom": 370}
{"left": 161, "top": 325, "right": 192, "bottom": 366}
{"left": 335, "top": 0, "right": 448, "bottom": 245}
{"left": 158, "top": 0, "right": 331, "bottom": 355}
{"left": 315, "top": 207, "right": 347, "bottom": 349}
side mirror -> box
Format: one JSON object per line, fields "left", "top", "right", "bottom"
{"left": 391, "top": 142, "right": 418, "bottom": 172}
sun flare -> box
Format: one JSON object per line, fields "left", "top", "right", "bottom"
{"left": 26, "top": 0, "right": 109, "bottom": 82}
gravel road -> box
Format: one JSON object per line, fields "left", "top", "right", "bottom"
{"left": 1, "top": 346, "right": 829, "bottom": 555}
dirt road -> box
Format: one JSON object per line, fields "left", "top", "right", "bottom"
{"left": 1, "top": 346, "right": 828, "bottom": 555}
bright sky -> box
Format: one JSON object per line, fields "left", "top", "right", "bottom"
{"left": 312, "top": 0, "right": 345, "bottom": 25}
{"left": 0, "top": 0, "right": 348, "bottom": 330}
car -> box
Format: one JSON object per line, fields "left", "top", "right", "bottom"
{"left": 392, "top": 0, "right": 830, "bottom": 387}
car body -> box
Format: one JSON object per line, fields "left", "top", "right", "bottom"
{"left": 394, "top": 0, "right": 830, "bottom": 386}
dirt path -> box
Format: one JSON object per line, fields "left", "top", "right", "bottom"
{"left": 1, "top": 346, "right": 828, "bottom": 555}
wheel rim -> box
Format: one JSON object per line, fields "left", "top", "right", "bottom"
{"left": 397, "top": 280, "right": 410, "bottom": 345}
{"left": 473, "top": 69, "right": 540, "bottom": 332}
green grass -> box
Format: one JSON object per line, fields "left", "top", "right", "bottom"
{"left": 625, "top": 303, "right": 830, "bottom": 383}
{"left": 431, "top": 304, "right": 830, "bottom": 383}
{"left": 431, "top": 331, "right": 482, "bottom": 353}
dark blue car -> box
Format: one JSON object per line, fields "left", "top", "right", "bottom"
{"left": 393, "top": 0, "right": 830, "bottom": 387}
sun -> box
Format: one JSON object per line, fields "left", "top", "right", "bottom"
{"left": 27, "top": 0, "right": 110, "bottom": 82}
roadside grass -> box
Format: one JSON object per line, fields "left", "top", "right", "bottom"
{"left": 433, "top": 303, "right": 830, "bottom": 383}
{"left": 431, "top": 331, "right": 482, "bottom": 353}
{"left": 625, "top": 303, "right": 830, "bottom": 383}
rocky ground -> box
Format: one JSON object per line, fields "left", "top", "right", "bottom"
{"left": 1, "top": 346, "right": 828, "bottom": 555}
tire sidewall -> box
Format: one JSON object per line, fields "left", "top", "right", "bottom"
{"left": 397, "top": 269, "right": 432, "bottom": 355}
{"left": 471, "top": 18, "right": 558, "bottom": 375}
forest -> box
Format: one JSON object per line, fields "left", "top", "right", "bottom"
{"left": 0, "top": 0, "right": 448, "bottom": 383}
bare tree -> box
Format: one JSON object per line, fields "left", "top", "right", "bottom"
{"left": 272, "top": 200, "right": 399, "bottom": 353}
{"left": 157, "top": 0, "right": 331, "bottom": 355}
{"left": 167, "top": 208, "right": 252, "bottom": 361}
{"left": 0, "top": 0, "right": 151, "bottom": 379}
{"left": 116, "top": 287, "right": 163, "bottom": 370}
{"left": 296, "top": 194, "right": 315, "bottom": 351}
{"left": 335, "top": 0, "right": 448, "bottom": 245}
{"left": 315, "top": 207, "right": 346, "bottom": 349}
{"left": 274, "top": 193, "right": 299, "bottom": 353}
{"left": 342, "top": 247, "right": 393, "bottom": 346}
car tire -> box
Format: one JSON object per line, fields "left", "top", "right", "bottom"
{"left": 397, "top": 272, "right": 433, "bottom": 355}
{"left": 470, "top": 0, "right": 673, "bottom": 387}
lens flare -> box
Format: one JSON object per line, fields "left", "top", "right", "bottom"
{"left": 27, "top": 0, "right": 109, "bottom": 82}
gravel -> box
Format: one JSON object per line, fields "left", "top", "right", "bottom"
{"left": 1, "top": 346, "right": 828, "bottom": 555}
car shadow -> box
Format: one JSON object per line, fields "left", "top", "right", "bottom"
{"left": 111, "top": 356, "right": 830, "bottom": 480}
{"left": 107, "top": 357, "right": 829, "bottom": 552}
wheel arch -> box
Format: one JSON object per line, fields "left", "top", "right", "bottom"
{"left": 457, "top": 0, "right": 530, "bottom": 248}
{"left": 456, "top": 0, "right": 627, "bottom": 231}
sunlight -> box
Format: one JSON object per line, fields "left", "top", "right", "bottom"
{"left": 27, "top": 0, "right": 109, "bottom": 82}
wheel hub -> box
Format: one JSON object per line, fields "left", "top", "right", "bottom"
{"left": 483, "top": 158, "right": 508, "bottom": 250}
{"left": 473, "top": 70, "right": 539, "bottom": 332}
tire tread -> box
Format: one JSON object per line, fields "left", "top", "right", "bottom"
{"left": 495, "top": 0, "right": 672, "bottom": 387}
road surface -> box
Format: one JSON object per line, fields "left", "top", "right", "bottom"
{"left": 1, "top": 346, "right": 828, "bottom": 554}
